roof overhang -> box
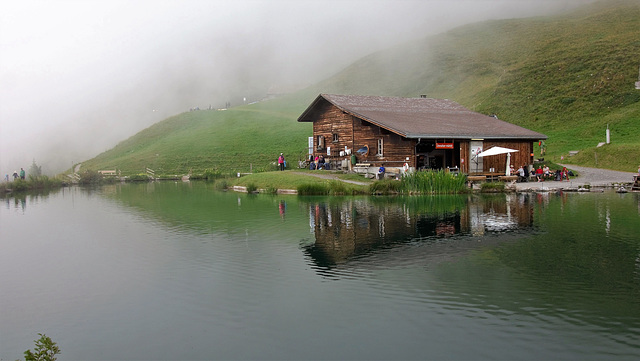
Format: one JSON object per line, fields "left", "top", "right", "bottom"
{"left": 406, "top": 133, "right": 548, "bottom": 140}
{"left": 297, "top": 94, "right": 548, "bottom": 141}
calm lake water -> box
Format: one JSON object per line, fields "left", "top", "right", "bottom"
{"left": 1, "top": 182, "right": 639, "bottom": 360}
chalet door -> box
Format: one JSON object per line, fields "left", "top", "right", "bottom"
{"left": 469, "top": 140, "right": 483, "bottom": 173}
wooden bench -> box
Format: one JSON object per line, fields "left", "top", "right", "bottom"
{"left": 98, "top": 170, "right": 117, "bottom": 176}
{"left": 353, "top": 163, "right": 371, "bottom": 174}
{"left": 499, "top": 176, "right": 518, "bottom": 182}
{"left": 384, "top": 172, "right": 400, "bottom": 180}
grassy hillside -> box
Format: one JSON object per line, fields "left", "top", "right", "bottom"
{"left": 79, "top": 95, "right": 314, "bottom": 175}
{"left": 79, "top": 0, "right": 640, "bottom": 175}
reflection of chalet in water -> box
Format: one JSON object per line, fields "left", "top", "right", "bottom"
{"left": 297, "top": 94, "right": 547, "bottom": 173}
{"left": 304, "top": 195, "right": 534, "bottom": 268}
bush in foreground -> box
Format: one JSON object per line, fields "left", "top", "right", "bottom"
{"left": 28, "top": 175, "right": 64, "bottom": 190}
{"left": 22, "top": 333, "right": 60, "bottom": 361}
{"left": 127, "top": 174, "right": 152, "bottom": 182}
{"left": 480, "top": 182, "right": 506, "bottom": 192}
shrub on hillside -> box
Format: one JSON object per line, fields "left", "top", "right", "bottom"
{"left": 203, "top": 168, "right": 225, "bottom": 180}
{"left": 79, "top": 170, "right": 104, "bottom": 185}
{"left": 128, "top": 174, "right": 151, "bottom": 182}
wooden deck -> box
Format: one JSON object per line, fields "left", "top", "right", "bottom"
{"left": 469, "top": 172, "right": 503, "bottom": 182}
{"left": 467, "top": 173, "right": 519, "bottom": 184}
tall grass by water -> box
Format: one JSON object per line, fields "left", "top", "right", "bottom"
{"left": 399, "top": 170, "right": 468, "bottom": 194}
{"left": 0, "top": 176, "right": 65, "bottom": 194}
{"left": 230, "top": 170, "right": 468, "bottom": 195}
{"left": 297, "top": 180, "right": 365, "bottom": 195}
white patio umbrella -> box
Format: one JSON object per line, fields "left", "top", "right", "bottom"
{"left": 477, "top": 146, "right": 519, "bottom": 175}
{"left": 476, "top": 146, "right": 519, "bottom": 157}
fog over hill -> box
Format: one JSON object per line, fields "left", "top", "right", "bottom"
{"left": 0, "top": 0, "right": 593, "bottom": 175}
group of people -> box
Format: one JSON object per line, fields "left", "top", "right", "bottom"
{"left": 7, "top": 168, "right": 26, "bottom": 181}
{"left": 515, "top": 164, "right": 570, "bottom": 182}
{"left": 308, "top": 155, "right": 327, "bottom": 170}
{"left": 278, "top": 153, "right": 330, "bottom": 171}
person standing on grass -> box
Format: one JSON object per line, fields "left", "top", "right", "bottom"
{"left": 20, "top": 168, "right": 25, "bottom": 180}
{"left": 278, "top": 153, "right": 285, "bottom": 171}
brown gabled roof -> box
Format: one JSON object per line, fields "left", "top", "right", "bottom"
{"left": 298, "top": 94, "right": 547, "bottom": 140}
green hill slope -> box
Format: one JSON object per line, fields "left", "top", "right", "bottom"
{"left": 80, "top": 0, "right": 640, "bottom": 175}
{"left": 80, "top": 95, "right": 315, "bottom": 175}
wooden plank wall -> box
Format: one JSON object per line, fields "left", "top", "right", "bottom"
{"left": 351, "top": 118, "right": 414, "bottom": 166}
{"left": 459, "top": 141, "right": 470, "bottom": 173}
{"left": 312, "top": 104, "right": 415, "bottom": 167}
{"left": 311, "top": 105, "right": 354, "bottom": 163}
{"left": 481, "top": 141, "right": 534, "bottom": 173}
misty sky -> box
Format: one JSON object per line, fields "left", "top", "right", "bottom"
{"left": 0, "top": 0, "right": 594, "bottom": 175}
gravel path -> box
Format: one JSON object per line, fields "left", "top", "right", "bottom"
{"left": 514, "top": 164, "right": 637, "bottom": 190}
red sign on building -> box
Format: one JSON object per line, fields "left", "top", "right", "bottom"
{"left": 435, "top": 142, "right": 454, "bottom": 149}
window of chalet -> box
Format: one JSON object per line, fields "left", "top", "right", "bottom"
{"left": 376, "top": 138, "right": 383, "bottom": 156}
{"left": 317, "top": 135, "right": 325, "bottom": 150}
{"left": 332, "top": 133, "right": 339, "bottom": 142}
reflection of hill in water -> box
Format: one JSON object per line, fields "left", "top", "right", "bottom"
{"left": 303, "top": 194, "right": 535, "bottom": 271}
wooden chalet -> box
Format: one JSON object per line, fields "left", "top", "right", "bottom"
{"left": 297, "top": 94, "right": 547, "bottom": 174}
